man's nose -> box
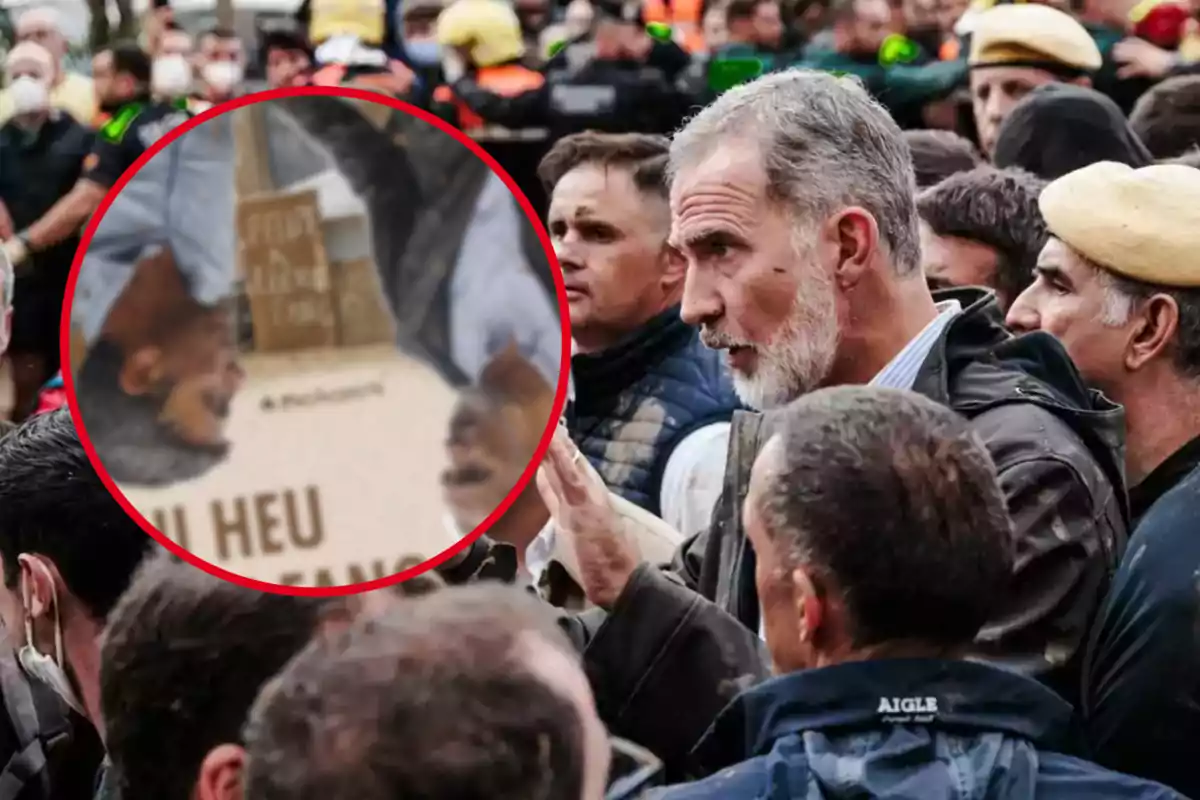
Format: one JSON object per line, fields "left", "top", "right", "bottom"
{"left": 680, "top": 263, "right": 721, "bottom": 327}
{"left": 1004, "top": 290, "right": 1040, "bottom": 334}
{"left": 554, "top": 240, "right": 584, "bottom": 273}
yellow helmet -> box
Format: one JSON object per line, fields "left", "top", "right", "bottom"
{"left": 437, "top": 0, "right": 526, "bottom": 67}
{"left": 309, "top": 0, "right": 386, "bottom": 45}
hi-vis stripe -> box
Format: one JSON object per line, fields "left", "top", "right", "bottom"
{"left": 468, "top": 126, "right": 550, "bottom": 142}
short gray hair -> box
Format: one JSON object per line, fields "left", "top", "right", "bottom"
{"left": 1096, "top": 264, "right": 1200, "bottom": 379}
{"left": 668, "top": 70, "right": 922, "bottom": 274}
{"left": 757, "top": 386, "right": 1012, "bottom": 647}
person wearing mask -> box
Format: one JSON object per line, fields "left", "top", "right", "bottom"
{"left": 0, "top": 44, "right": 192, "bottom": 280}
{"left": 245, "top": 586, "right": 622, "bottom": 800}
{"left": 645, "top": 386, "right": 1182, "bottom": 799}
{"left": 967, "top": 3, "right": 1102, "bottom": 158}
{"left": 151, "top": 23, "right": 198, "bottom": 109}
{"left": 193, "top": 27, "right": 246, "bottom": 110}
{"left": 535, "top": 71, "right": 1127, "bottom": 768}
{"left": 398, "top": 0, "right": 446, "bottom": 104}
{"left": 1005, "top": 162, "right": 1200, "bottom": 797}
{"left": 0, "top": 7, "right": 96, "bottom": 127}
{"left": 0, "top": 410, "right": 158, "bottom": 798}
{"left": 992, "top": 84, "right": 1152, "bottom": 181}
{"left": 0, "top": 43, "right": 92, "bottom": 421}
{"left": 917, "top": 165, "right": 1048, "bottom": 312}
{"left": 797, "top": 0, "right": 966, "bottom": 127}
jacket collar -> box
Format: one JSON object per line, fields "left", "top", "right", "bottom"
{"left": 570, "top": 305, "right": 693, "bottom": 401}
{"left": 915, "top": 287, "right": 1128, "bottom": 516}
{"left": 693, "top": 658, "right": 1080, "bottom": 772}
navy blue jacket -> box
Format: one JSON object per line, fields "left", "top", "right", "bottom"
{"left": 650, "top": 659, "right": 1184, "bottom": 799}
{"left": 570, "top": 305, "right": 741, "bottom": 515}
{"left": 1084, "top": 437, "right": 1200, "bottom": 798}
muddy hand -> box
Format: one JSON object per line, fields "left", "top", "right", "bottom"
{"left": 536, "top": 427, "right": 640, "bottom": 609}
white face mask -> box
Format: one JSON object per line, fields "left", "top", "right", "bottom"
{"left": 8, "top": 75, "right": 49, "bottom": 115}
{"left": 17, "top": 563, "right": 86, "bottom": 717}
{"left": 202, "top": 60, "right": 243, "bottom": 92}
{"left": 152, "top": 54, "right": 194, "bottom": 97}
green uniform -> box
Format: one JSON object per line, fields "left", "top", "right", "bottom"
{"left": 793, "top": 43, "right": 966, "bottom": 126}
{"left": 1084, "top": 22, "right": 1155, "bottom": 114}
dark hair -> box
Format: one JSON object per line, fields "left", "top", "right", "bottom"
{"left": 904, "top": 129, "right": 983, "bottom": 189}
{"left": 100, "top": 554, "right": 331, "bottom": 800}
{"left": 110, "top": 41, "right": 153, "bottom": 85}
{"left": 260, "top": 26, "right": 313, "bottom": 59}
{"left": 538, "top": 131, "right": 669, "bottom": 196}
{"left": 757, "top": 386, "right": 1013, "bottom": 648}
{"left": 245, "top": 585, "right": 586, "bottom": 800}
{"left": 726, "top": 0, "right": 769, "bottom": 25}
{"left": 0, "top": 410, "right": 157, "bottom": 619}
{"left": 75, "top": 339, "right": 230, "bottom": 487}
{"left": 1129, "top": 75, "right": 1200, "bottom": 161}
{"left": 917, "top": 166, "right": 1048, "bottom": 304}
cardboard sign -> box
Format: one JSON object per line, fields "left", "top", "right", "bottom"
{"left": 237, "top": 189, "right": 339, "bottom": 353}
{"left": 119, "top": 345, "right": 464, "bottom": 587}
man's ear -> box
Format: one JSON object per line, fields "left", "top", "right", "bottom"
{"left": 16, "top": 554, "right": 58, "bottom": 625}
{"left": 195, "top": 743, "right": 246, "bottom": 800}
{"left": 1125, "top": 293, "right": 1179, "bottom": 372}
{"left": 117, "top": 346, "right": 166, "bottom": 396}
{"left": 659, "top": 238, "right": 686, "bottom": 292}
{"left": 790, "top": 565, "right": 823, "bottom": 645}
{"left": 823, "top": 206, "right": 879, "bottom": 292}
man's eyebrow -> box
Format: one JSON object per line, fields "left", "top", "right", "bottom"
{"left": 1035, "top": 264, "right": 1070, "bottom": 284}
{"left": 675, "top": 227, "right": 741, "bottom": 250}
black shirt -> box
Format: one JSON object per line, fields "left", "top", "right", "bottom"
{"left": 82, "top": 99, "right": 193, "bottom": 190}
{"left": 1129, "top": 433, "right": 1200, "bottom": 523}
{"left": 0, "top": 112, "right": 93, "bottom": 280}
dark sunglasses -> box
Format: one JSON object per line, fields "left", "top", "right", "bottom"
{"left": 606, "top": 736, "right": 665, "bottom": 799}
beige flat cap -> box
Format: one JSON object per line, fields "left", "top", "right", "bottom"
{"left": 969, "top": 4, "right": 1102, "bottom": 72}
{"left": 1040, "top": 161, "right": 1200, "bottom": 287}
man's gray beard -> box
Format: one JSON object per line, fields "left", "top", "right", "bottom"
{"left": 725, "top": 281, "right": 840, "bottom": 411}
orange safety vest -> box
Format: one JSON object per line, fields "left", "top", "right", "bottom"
{"left": 433, "top": 64, "right": 545, "bottom": 130}
{"left": 939, "top": 37, "right": 961, "bottom": 61}
{"left": 643, "top": 0, "right": 702, "bottom": 26}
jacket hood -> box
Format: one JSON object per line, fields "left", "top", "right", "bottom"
{"left": 992, "top": 83, "right": 1151, "bottom": 181}
{"left": 692, "top": 658, "right": 1082, "bottom": 797}
{"left": 916, "top": 288, "right": 1127, "bottom": 508}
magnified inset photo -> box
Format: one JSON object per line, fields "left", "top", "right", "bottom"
{"left": 65, "top": 87, "right": 567, "bottom": 591}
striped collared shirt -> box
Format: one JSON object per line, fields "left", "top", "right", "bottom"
{"left": 869, "top": 300, "right": 963, "bottom": 390}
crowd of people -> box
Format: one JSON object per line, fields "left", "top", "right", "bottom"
{"left": 0, "top": 0, "right": 1196, "bottom": 796}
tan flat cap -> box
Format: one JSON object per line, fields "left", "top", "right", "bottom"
{"left": 1040, "top": 161, "right": 1200, "bottom": 287}
{"left": 969, "top": 4, "right": 1102, "bottom": 72}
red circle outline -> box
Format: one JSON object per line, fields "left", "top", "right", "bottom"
{"left": 60, "top": 85, "right": 571, "bottom": 597}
